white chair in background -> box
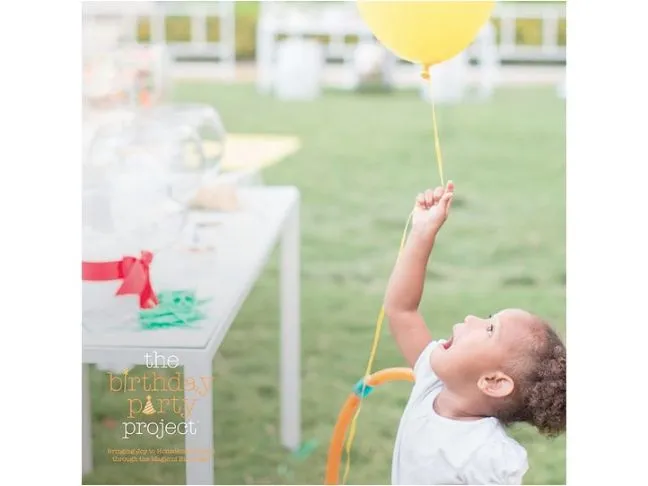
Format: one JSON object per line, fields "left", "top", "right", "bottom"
{"left": 256, "top": 0, "right": 374, "bottom": 94}
{"left": 420, "top": 52, "right": 470, "bottom": 105}
{"left": 351, "top": 41, "right": 397, "bottom": 91}
{"left": 419, "top": 20, "right": 500, "bottom": 104}
{"left": 156, "top": 1, "right": 236, "bottom": 80}
{"left": 473, "top": 21, "right": 501, "bottom": 100}
{"left": 273, "top": 38, "right": 325, "bottom": 101}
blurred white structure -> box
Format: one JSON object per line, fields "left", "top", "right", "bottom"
{"left": 472, "top": 21, "right": 500, "bottom": 100}
{"left": 82, "top": 1, "right": 171, "bottom": 112}
{"left": 496, "top": 1, "right": 566, "bottom": 62}
{"left": 256, "top": 1, "right": 373, "bottom": 92}
{"left": 421, "top": 53, "right": 470, "bottom": 105}
{"left": 255, "top": 1, "right": 565, "bottom": 93}
{"left": 82, "top": 3, "right": 138, "bottom": 107}
{"left": 83, "top": 1, "right": 565, "bottom": 91}
{"left": 83, "top": 1, "right": 237, "bottom": 80}
{"left": 273, "top": 39, "right": 325, "bottom": 100}
{"left": 82, "top": 1, "right": 151, "bottom": 50}
{"left": 81, "top": 1, "right": 143, "bottom": 46}
{"left": 153, "top": 1, "right": 236, "bottom": 79}
{"left": 352, "top": 41, "right": 397, "bottom": 90}
{"left": 353, "top": 42, "right": 385, "bottom": 79}
{"left": 420, "top": 21, "right": 500, "bottom": 104}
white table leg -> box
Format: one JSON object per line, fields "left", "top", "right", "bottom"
{"left": 184, "top": 356, "right": 215, "bottom": 485}
{"left": 82, "top": 363, "right": 93, "bottom": 475}
{"left": 280, "top": 200, "right": 301, "bottom": 450}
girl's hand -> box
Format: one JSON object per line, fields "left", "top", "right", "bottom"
{"left": 411, "top": 181, "right": 455, "bottom": 237}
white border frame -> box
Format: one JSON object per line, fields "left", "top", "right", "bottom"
{"left": 2, "top": 1, "right": 647, "bottom": 485}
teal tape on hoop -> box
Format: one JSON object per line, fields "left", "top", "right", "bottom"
{"left": 352, "top": 379, "right": 374, "bottom": 398}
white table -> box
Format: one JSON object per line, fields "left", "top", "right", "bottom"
{"left": 82, "top": 186, "right": 301, "bottom": 485}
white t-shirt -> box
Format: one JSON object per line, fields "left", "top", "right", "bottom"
{"left": 391, "top": 340, "right": 529, "bottom": 485}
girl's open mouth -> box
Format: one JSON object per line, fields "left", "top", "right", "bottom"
{"left": 442, "top": 337, "right": 454, "bottom": 350}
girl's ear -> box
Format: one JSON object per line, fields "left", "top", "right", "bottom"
{"left": 477, "top": 371, "right": 514, "bottom": 399}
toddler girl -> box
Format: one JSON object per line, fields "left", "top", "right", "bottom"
{"left": 384, "top": 182, "right": 566, "bottom": 485}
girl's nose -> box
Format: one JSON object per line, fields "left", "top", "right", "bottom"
{"left": 464, "top": 315, "right": 485, "bottom": 329}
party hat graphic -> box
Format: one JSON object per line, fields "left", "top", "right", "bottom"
{"left": 143, "top": 395, "right": 156, "bottom": 415}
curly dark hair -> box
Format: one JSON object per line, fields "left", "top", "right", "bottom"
{"left": 495, "top": 319, "right": 566, "bottom": 437}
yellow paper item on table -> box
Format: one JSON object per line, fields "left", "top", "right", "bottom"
{"left": 208, "top": 134, "right": 301, "bottom": 173}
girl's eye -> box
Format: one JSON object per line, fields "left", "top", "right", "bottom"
{"left": 487, "top": 323, "right": 494, "bottom": 336}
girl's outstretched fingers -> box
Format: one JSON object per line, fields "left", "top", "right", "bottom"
{"left": 424, "top": 189, "right": 436, "bottom": 207}
{"left": 440, "top": 190, "right": 454, "bottom": 215}
{"left": 433, "top": 186, "right": 444, "bottom": 205}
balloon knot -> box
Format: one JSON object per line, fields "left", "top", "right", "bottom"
{"left": 421, "top": 65, "right": 431, "bottom": 80}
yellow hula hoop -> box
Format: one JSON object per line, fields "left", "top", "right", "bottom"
{"left": 325, "top": 367, "right": 415, "bottom": 485}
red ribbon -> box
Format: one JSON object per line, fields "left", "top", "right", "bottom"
{"left": 82, "top": 251, "right": 159, "bottom": 309}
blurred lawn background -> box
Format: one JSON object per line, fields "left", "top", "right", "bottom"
{"left": 84, "top": 82, "right": 565, "bottom": 485}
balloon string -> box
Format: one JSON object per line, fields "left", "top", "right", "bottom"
{"left": 431, "top": 105, "right": 445, "bottom": 187}
{"left": 339, "top": 65, "right": 446, "bottom": 485}
{"left": 341, "top": 212, "right": 413, "bottom": 485}
{"left": 420, "top": 64, "right": 445, "bottom": 185}
{"left": 428, "top": 68, "right": 445, "bottom": 186}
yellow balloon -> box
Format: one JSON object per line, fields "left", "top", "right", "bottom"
{"left": 357, "top": 1, "right": 496, "bottom": 72}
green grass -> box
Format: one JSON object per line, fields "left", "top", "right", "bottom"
{"left": 83, "top": 84, "right": 565, "bottom": 485}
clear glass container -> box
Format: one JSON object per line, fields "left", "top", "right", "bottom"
{"left": 84, "top": 120, "right": 198, "bottom": 247}
{"left": 138, "top": 103, "right": 226, "bottom": 182}
{"left": 82, "top": 119, "right": 205, "bottom": 333}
